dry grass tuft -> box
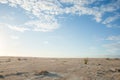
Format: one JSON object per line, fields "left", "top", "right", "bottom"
{"left": 84, "top": 58, "right": 88, "bottom": 64}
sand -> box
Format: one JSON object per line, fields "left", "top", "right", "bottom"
{"left": 0, "top": 57, "right": 120, "bottom": 80}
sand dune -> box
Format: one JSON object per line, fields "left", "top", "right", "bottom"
{"left": 0, "top": 57, "right": 120, "bottom": 80}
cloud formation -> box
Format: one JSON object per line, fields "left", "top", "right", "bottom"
{"left": 106, "top": 35, "right": 120, "bottom": 41}
{"left": 0, "top": 0, "right": 120, "bottom": 32}
{"left": 103, "top": 35, "right": 120, "bottom": 53}
{"left": 103, "top": 42, "right": 120, "bottom": 53}
{"left": 0, "top": 23, "right": 29, "bottom": 32}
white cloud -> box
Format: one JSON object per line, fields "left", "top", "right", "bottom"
{"left": 0, "top": 23, "right": 29, "bottom": 32}
{"left": 106, "top": 35, "right": 120, "bottom": 41}
{"left": 0, "top": 0, "right": 8, "bottom": 4}
{"left": 103, "top": 14, "right": 120, "bottom": 24}
{"left": 59, "top": 0, "right": 96, "bottom": 5}
{"left": 100, "top": 0, "right": 120, "bottom": 27}
{"left": 103, "top": 35, "right": 120, "bottom": 53}
{"left": 0, "top": 0, "right": 120, "bottom": 32}
{"left": 1, "top": 15, "right": 15, "bottom": 21}
{"left": 8, "top": 25, "right": 29, "bottom": 32}
{"left": 25, "top": 19, "right": 59, "bottom": 32}
{"left": 100, "top": 0, "right": 120, "bottom": 13}
{"left": 103, "top": 42, "right": 120, "bottom": 53}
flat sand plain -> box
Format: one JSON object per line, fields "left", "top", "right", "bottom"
{"left": 0, "top": 57, "right": 120, "bottom": 80}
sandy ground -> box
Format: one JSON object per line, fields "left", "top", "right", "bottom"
{"left": 0, "top": 57, "right": 120, "bottom": 80}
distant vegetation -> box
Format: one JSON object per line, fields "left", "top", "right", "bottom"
{"left": 84, "top": 58, "right": 88, "bottom": 64}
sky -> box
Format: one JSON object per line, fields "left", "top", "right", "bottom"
{"left": 0, "top": 0, "right": 120, "bottom": 58}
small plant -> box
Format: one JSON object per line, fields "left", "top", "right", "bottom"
{"left": 84, "top": 58, "right": 88, "bottom": 64}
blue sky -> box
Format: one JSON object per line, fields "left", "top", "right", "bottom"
{"left": 0, "top": 0, "right": 120, "bottom": 58}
